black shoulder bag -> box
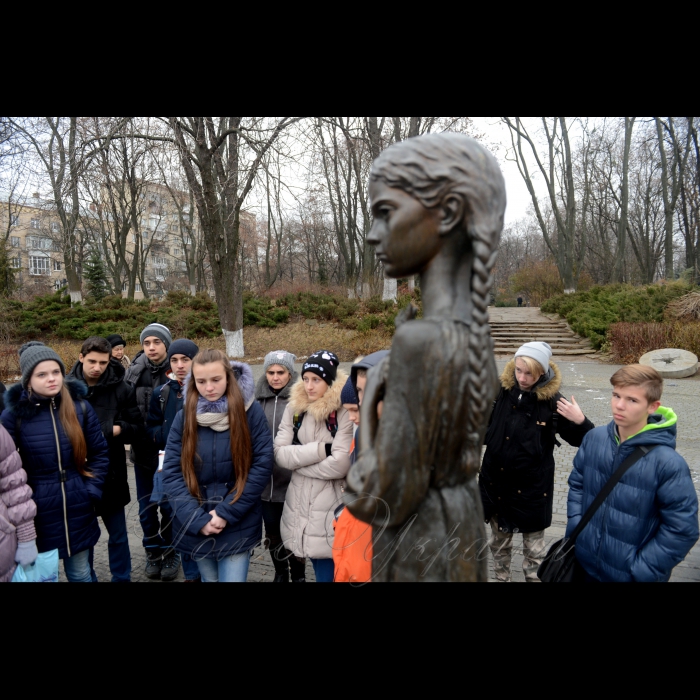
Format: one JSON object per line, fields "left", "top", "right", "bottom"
{"left": 538, "top": 445, "right": 656, "bottom": 583}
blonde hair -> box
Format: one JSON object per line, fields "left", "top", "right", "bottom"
{"left": 611, "top": 365, "right": 663, "bottom": 404}
{"left": 515, "top": 356, "right": 545, "bottom": 379}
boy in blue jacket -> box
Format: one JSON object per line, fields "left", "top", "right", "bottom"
{"left": 567, "top": 365, "right": 699, "bottom": 583}
{"left": 147, "top": 339, "right": 200, "bottom": 582}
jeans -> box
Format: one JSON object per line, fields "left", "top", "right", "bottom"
{"left": 197, "top": 552, "right": 251, "bottom": 583}
{"left": 63, "top": 550, "right": 93, "bottom": 583}
{"left": 262, "top": 501, "right": 307, "bottom": 581}
{"left": 134, "top": 463, "right": 172, "bottom": 553}
{"left": 89, "top": 509, "right": 132, "bottom": 583}
{"left": 311, "top": 558, "right": 335, "bottom": 583}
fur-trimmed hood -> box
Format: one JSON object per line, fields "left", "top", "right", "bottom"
{"left": 4, "top": 378, "right": 88, "bottom": 420}
{"left": 182, "top": 361, "right": 256, "bottom": 411}
{"left": 255, "top": 371, "right": 299, "bottom": 402}
{"left": 501, "top": 359, "right": 562, "bottom": 402}
{"left": 288, "top": 370, "right": 349, "bottom": 422}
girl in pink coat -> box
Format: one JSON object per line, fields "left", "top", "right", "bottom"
{"left": 0, "top": 422, "right": 38, "bottom": 583}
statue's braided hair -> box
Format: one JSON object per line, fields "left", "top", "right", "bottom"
{"left": 370, "top": 133, "right": 507, "bottom": 469}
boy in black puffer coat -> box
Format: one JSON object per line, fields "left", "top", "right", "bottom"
{"left": 69, "top": 337, "right": 142, "bottom": 583}
{"left": 480, "top": 343, "right": 594, "bottom": 583}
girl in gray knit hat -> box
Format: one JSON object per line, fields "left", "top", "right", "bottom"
{"left": 1, "top": 342, "right": 111, "bottom": 583}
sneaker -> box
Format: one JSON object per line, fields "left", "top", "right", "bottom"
{"left": 273, "top": 574, "right": 290, "bottom": 583}
{"left": 161, "top": 552, "right": 181, "bottom": 582}
{"left": 291, "top": 578, "right": 307, "bottom": 583}
{"left": 145, "top": 551, "right": 162, "bottom": 581}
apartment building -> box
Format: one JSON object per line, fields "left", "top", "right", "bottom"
{"left": 0, "top": 191, "right": 67, "bottom": 295}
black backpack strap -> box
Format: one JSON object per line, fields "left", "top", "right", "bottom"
{"left": 79, "top": 400, "right": 87, "bottom": 432}
{"left": 159, "top": 384, "right": 171, "bottom": 410}
{"left": 292, "top": 413, "right": 306, "bottom": 446}
{"left": 569, "top": 446, "right": 657, "bottom": 545}
{"left": 326, "top": 411, "right": 338, "bottom": 440}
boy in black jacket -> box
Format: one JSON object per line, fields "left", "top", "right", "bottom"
{"left": 70, "top": 337, "right": 142, "bottom": 583}
{"left": 147, "top": 339, "right": 200, "bottom": 582}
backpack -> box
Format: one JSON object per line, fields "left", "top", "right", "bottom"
{"left": 292, "top": 411, "right": 338, "bottom": 446}
{"left": 159, "top": 384, "right": 172, "bottom": 411}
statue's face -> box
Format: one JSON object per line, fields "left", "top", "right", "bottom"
{"left": 368, "top": 180, "right": 442, "bottom": 278}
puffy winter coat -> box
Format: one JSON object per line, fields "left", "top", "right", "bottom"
{"left": 125, "top": 351, "right": 170, "bottom": 469}
{"left": 276, "top": 371, "right": 354, "bottom": 560}
{"left": 68, "top": 360, "right": 141, "bottom": 515}
{"left": 480, "top": 360, "right": 595, "bottom": 534}
{"left": 0, "top": 423, "right": 37, "bottom": 583}
{"left": 256, "top": 372, "right": 299, "bottom": 503}
{"left": 0, "top": 380, "right": 110, "bottom": 560}
{"left": 147, "top": 376, "right": 184, "bottom": 451}
{"left": 567, "top": 409, "right": 699, "bottom": 583}
{"left": 162, "top": 362, "right": 275, "bottom": 560}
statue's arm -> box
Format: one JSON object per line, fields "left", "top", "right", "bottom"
{"left": 347, "top": 323, "right": 437, "bottom": 528}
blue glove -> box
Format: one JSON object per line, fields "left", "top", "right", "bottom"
{"left": 15, "top": 541, "right": 39, "bottom": 568}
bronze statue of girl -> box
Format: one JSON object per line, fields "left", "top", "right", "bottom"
{"left": 345, "top": 133, "right": 507, "bottom": 582}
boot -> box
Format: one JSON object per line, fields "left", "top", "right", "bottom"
{"left": 269, "top": 537, "right": 291, "bottom": 583}
{"left": 290, "top": 555, "right": 307, "bottom": 584}
{"left": 145, "top": 550, "right": 162, "bottom": 581}
{"left": 161, "top": 551, "right": 181, "bottom": 582}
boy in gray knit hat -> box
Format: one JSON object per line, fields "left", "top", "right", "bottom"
{"left": 124, "top": 323, "right": 177, "bottom": 581}
{"left": 19, "top": 342, "right": 66, "bottom": 389}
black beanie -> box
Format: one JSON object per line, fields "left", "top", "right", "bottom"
{"left": 107, "top": 334, "right": 127, "bottom": 349}
{"left": 168, "top": 339, "right": 200, "bottom": 362}
{"left": 302, "top": 351, "right": 339, "bottom": 386}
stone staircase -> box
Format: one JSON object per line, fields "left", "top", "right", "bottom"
{"left": 489, "top": 308, "right": 595, "bottom": 357}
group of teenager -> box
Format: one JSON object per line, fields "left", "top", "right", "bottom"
{"left": 0, "top": 325, "right": 698, "bottom": 584}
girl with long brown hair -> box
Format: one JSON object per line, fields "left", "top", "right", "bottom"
{"left": 162, "top": 350, "right": 274, "bottom": 583}
{"left": 1, "top": 342, "right": 110, "bottom": 583}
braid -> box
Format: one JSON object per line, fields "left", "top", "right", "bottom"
{"left": 467, "top": 238, "right": 499, "bottom": 473}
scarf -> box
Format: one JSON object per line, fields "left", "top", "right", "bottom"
{"left": 196, "top": 396, "right": 230, "bottom": 432}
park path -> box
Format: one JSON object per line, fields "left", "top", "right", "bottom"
{"left": 489, "top": 307, "right": 595, "bottom": 358}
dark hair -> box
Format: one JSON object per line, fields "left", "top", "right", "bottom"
{"left": 81, "top": 337, "right": 112, "bottom": 357}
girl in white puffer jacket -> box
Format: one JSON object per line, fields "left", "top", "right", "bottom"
{"left": 275, "top": 352, "right": 354, "bottom": 583}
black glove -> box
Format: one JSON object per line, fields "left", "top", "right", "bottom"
{"left": 325, "top": 443, "right": 333, "bottom": 458}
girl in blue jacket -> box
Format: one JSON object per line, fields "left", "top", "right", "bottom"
{"left": 1, "top": 342, "right": 110, "bottom": 583}
{"left": 162, "top": 349, "right": 274, "bottom": 583}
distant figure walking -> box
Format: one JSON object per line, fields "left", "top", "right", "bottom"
{"left": 517, "top": 296, "right": 524, "bottom": 308}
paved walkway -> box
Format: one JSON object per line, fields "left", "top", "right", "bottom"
{"left": 82, "top": 360, "right": 700, "bottom": 583}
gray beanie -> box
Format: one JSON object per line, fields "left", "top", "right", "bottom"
{"left": 264, "top": 350, "right": 297, "bottom": 376}
{"left": 140, "top": 323, "right": 173, "bottom": 349}
{"left": 19, "top": 342, "right": 66, "bottom": 388}
{"left": 515, "top": 342, "right": 553, "bottom": 374}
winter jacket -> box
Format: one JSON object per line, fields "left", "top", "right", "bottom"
{"left": 255, "top": 372, "right": 299, "bottom": 503}
{"left": 68, "top": 360, "right": 141, "bottom": 515}
{"left": 567, "top": 409, "right": 699, "bottom": 583}
{"left": 162, "top": 362, "right": 274, "bottom": 560}
{"left": 0, "top": 380, "right": 110, "bottom": 560}
{"left": 0, "top": 383, "right": 6, "bottom": 413}
{"left": 147, "top": 375, "right": 185, "bottom": 451}
{"left": 125, "top": 351, "right": 171, "bottom": 469}
{"left": 480, "top": 360, "right": 595, "bottom": 534}
{"left": 0, "top": 423, "right": 37, "bottom": 583}
{"left": 276, "top": 371, "right": 354, "bottom": 560}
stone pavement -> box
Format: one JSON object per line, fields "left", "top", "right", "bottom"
{"left": 81, "top": 360, "right": 700, "bottom": 583}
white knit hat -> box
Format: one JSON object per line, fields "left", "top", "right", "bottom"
{"left": 515, "top": 342, "right": 553, "bottom": 374}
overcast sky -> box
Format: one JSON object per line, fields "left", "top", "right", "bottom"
{"left": 471, "top": 117, "right": 534, "bottom": 225}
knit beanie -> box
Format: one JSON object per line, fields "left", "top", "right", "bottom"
{"left": 168, "top": 339, "right": 200, "bottom": 362}
{"left": 302, "top": 351, "right": 339, "bottom": 386}
{"left": 264, "top": 350, "right": 297, "bottom": 376}
{"left": 341, "top": 376, "right": 359, "bottom": 406}
{"left": 140, "top": 323, "right": 172, "bottom": 349}
{"left": 19, "top": 342, "right": 66, "bottom": 389}
{"left": 515, "top": 342, "right": 553, "bottom": 374}
{"left": 107, "top": 334, "right": 127, "bottom": 349}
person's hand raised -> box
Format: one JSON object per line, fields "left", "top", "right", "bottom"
{"left": 557, "top": 396, "right": 586, "bottom": 426}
